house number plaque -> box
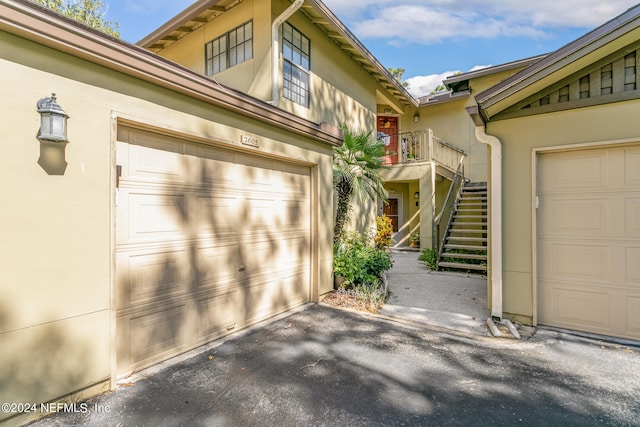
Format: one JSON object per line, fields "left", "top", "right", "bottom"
{"left": 241, "top": 134, "right": 259, "bottom": 147}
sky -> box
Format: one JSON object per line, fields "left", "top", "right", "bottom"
{"left": 102, "top": 0, "right": 639, "bottom": 97}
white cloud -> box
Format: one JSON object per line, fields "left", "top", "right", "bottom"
{"left": 405, "top": 65, "right": 492, "bottom": 98}
{"left": 406, "top": 72, "right": 456, "bottom": 98}
{"left": 323, "top": 0, "right": 638, "bottom": 44}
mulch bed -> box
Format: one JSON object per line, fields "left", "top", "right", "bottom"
{"left": 321, "top": 289, "right": 384, "bottom": 313}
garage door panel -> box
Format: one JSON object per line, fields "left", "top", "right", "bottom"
{"left": 539, "top": 197, "right": 607, "bottom": 236}
{"left": 280, "top": 163, "right": 312, "bottom": 193}
{"left": 283, "top": 200, "right": 311, "bottom": 228}
{"left": 116, "top": 248, "right": 188, "bottom": 310}
{"left": 627, "top": 247, "right": 640, "bottom": 283}
{"left": 625, "top": 197, "right": 640, "bottom": 236}
{"left": 240, "top": 155, "right": 276, "bottom": 188}
{"left": 627, "top": 296, "right": 640, "bottom": 334}
{"left": 196, "top": 195, "right": 238, "bottom": 237}
{"left": 197, "top": 243, "right": 239, "bottom": 289}
{"left": 196, "top": 290, "right": 240, "bottom": 342}
{"left": 125, "top": 133, "right": 192, "bottom": 185}
{"left": 539, "top": 151, "right": 608, "bottom": 192}
{"left": 538, "top": 144, "right": 640, "bottom": 340}
{"left": 540, "top": 241, "right": 609, "bottom": 282}
{"left": 624, "top": 147, "right": 640, "bottom": 186}
{"left": 117, "top": 304, "right": 188, "bottom": 373}
{"left": 244, "top": 197, "right": 277, "bottom": 230}
{"left": 541, "top": 285, "right": 610, "bottom": 328}
{"left": 117, "top": 191, "right": 186, "bottom": 245}
{"left": 197, "top": 145, "right": 237, "bottom": 186}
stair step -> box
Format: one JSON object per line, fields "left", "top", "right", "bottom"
{"left": 449, "top": 229, "right": 487, "bottom": 235}
{"left": 459, "top": 199, "right": 487, "bottom": 203}
{"left": 451, "top": 222, "right": 486, "bottom": 227}
{"left": 456, "top": 209, "right": 487, "bottom": 214}
{"left": 453, "top": 215, "right": 487, "bottom": 220}
{"left": 444, "top": 244, "right": 488, "bottom": 251}
{"left": 463, "top": 187, "right": 487, "bottom": 192}
{"left": 456, "top": 204, "right": 487, "bottom": 209}
{"left": 438, "top": 261, "right": 487, "bottom": 272}
{"left": 441, "top": 252, "right": 487, "bottom": 260}
{"left": 446, "top": 236, "right": 488, "bottom": 242}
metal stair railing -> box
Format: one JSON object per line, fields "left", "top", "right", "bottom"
{"left": 433, "top": 156, "right": 466, "bottom": 269}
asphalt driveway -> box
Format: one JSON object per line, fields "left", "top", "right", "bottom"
{"left": 29, "top": 304, "right": 640, "bottom": 427}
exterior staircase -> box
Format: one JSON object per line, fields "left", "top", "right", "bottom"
{"left": 438, "top": 182, "right": 487, "bottom": 273}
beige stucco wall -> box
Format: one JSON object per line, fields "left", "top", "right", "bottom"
{"left": 409, "top": 99, "right": 487, "bottom": 183}
{"left": 157, "top": 0, "right": 379, "bottom": 132}
{"left": 398, "top": 67, "right": 531, "bottom": 184}
{"left": 1, "top": 29, "right": 334, "bottom": 425}
{"left": 486, "top": 99, "right": 640, "bottom": 324}
{"left": 158, "top": 0, "right": 273, "bottom": 100}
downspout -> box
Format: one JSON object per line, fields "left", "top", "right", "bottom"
{"left": 270, "top": 0, "right": 304, "bottom": 105}
{"left": 474, "top": 125, "right": 503, "bottom": 321}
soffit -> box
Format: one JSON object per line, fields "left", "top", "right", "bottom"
{"left": 138, "top": 0, "right": 243, "bottom": 50}
{"left": 300, "top": 0, "right": 416, "bottom": 108}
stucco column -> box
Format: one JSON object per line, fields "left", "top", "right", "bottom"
{"left": 418, "top": 162, "right": 436, "bottom": 249}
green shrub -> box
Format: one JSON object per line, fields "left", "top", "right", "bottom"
{"left": 419, "top": 248, "right": 438, "bottom": 270}
{"left": 364, "top": 247, "right": 392, "bottom": 277}
{"left": 334, "top": 231, "right": 392, "bottom": 288}
{"left": 375, "top": 214, "right": 394, "bottom": 249}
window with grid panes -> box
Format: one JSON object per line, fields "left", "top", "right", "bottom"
{"left": 601, "top": 63, "right": 613, "bottom": 95}
{"left": 282, "top": 22, "right": 310, "bottom": 107}
{"left": 579, "top": 75, "right": 590, "bottom": 99}
{"left": 624, "top": 52, "right": 636, "bottom": 91}
{"left": 205, "top": 21, "right": 253, "bottom": 76}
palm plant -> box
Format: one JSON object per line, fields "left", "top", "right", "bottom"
{"left": 333, "top": 126, "right": 389, "bottom": 244}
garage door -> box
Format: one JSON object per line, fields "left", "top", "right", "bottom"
{"left": 538, "top": 144, "right": 640, "bottom": 340}
{"left": 115, "top": 127, "right": 311, "bottom": 374}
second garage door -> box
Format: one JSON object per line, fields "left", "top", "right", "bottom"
{"left": 115, "top": 127, "right": 311, "bottom": 374}
{"left": 537, "top": 144, "right": 640, "bottom": 340}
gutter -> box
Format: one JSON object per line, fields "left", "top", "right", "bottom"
{"left": 466, "top": 106, "right": 503, "bottom": 321}
{"left": 271, "top": 0, "right": 304, "bottom": 105}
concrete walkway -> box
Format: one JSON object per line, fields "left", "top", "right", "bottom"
{"left": 379, "top": 249, "right": 490, "bottom": 336}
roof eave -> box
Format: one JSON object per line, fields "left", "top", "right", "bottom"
{"left": 442, "top": 54, "right": 548, "bottom": 89}
{"left": 475, "top": 4, "right": 640, "bottom": 120}
{"left": 136, "top": 0, "right": 418, "bottom": 108}
{"left": 0, "top": 0, "right": 343, "bottom": 147}
{"left": 306, "top": 0, "right": 418, "bottom": 107}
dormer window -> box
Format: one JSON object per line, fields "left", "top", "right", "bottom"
{"left": 205, "top": 20, "right": 253, "bottom": 75}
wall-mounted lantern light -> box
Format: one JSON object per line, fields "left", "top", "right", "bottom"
{"left": 413, "top": 113, "right": 420, "bottom": 122}
{"left": 37, "top": 93, "right": 69, "bottom": 143}
{"left": 414, "top": 191, "right": 420, "bottom": 199}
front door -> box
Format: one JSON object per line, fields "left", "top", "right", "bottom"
{"left": 377, "top": 116, "right": 398, "bottom": 164}
{"left": 381, "top": 193, "right": 403, "bottom": 244}
{"left": 383, "top": 198, "right": 399, "bottom": 232}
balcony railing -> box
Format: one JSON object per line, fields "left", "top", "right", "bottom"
{"left": 378, "top": 129, "right": 465, "bottom": 174}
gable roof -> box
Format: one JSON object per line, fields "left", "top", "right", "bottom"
{"left": 475, "top": 4, "right": 640, "bottom": 122}
{"left": 0, "top": 0, "right": 343, "bottom": 146}
{"left": 137, "top": 0, "right": 417, "bottom": 108}
{"left": 443, "top": 54, "right": 548, "bottom": 92}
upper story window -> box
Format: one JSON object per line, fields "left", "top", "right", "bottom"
{"left": 205, "top": 21, "right": 253, "bottom": 76}
{"left": 282, "top": 22, "right": 310, "bottom": 107}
